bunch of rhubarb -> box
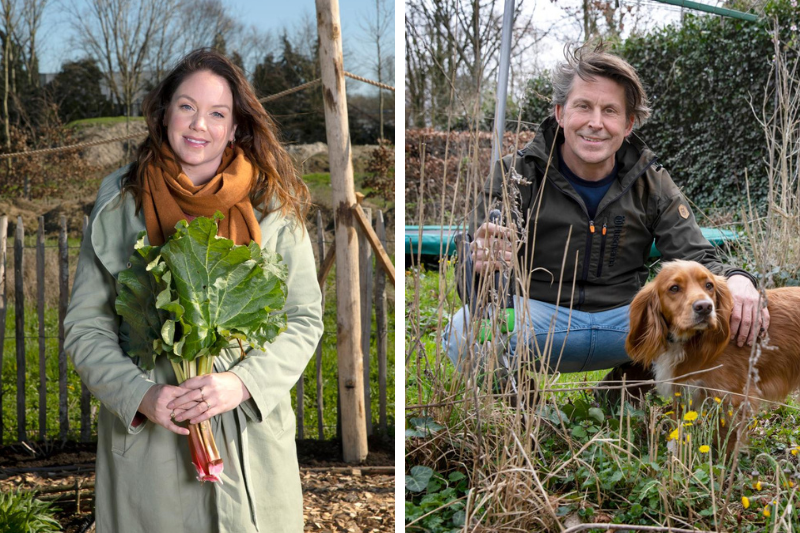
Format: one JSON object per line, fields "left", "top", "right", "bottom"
{"left": 115, "top": 212, "right": 287, "bottom": 482}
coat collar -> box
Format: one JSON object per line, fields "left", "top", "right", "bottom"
{"left": 518, "top": 115, "right": 658, "bottom": 192}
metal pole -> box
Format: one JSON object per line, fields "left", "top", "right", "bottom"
{"left": 653, "top": 0, "right": 757, "bottom": 21}
{"left": 490, "top": 0, "right": 516, "bottom": 170}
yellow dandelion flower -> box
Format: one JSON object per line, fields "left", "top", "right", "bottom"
{"left": 728, "top": 409, "right": 734, "bottom": 416}
{"left": 699, "top": 445, "right": 711, "bottom": 453}
{"left": 686, "top": 434, "right": 692, "bottom": 443}
{"left": 684, "top": 411, "right": 699, "bottom": 422}
{"left": 742, "top": 496, "right": 750, "bottom": 509}
{"left": 675, "top": 392, "right": 682, "bottom": 397}
{"left": 792, "top": 448, "right": 799, "bottom": 456}
{"left": 790, "top": 481, "right": 795, "bottom": 488}
{"left": 764, "top": 507, "right": 771, "bottom": 518}
{"left": 721, "top": 419, "right": 726, "bottom": 427}
{"left": 669, "top": 428, "right": 680, "bottom": 441}
{"left": 755, "top": 481, "right": 762, "bottom": 490}
{"left": 714, "top": 397, "right": 722, "bottom": 403}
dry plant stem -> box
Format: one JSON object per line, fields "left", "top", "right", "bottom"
{"left": 511, "top": 431, "right": 562, "bottom": 530}
{"left": 563, "top": 525, "right": 714, "bottom": 533}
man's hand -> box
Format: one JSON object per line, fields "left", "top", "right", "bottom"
{"left": 470, "top": 222, "right": 516, "bottom": 272}
{"left": 727, "top": 274, "right": 770, "bottom": 347}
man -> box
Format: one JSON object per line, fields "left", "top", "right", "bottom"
{"left": 444, "top": 43, "right": 767, "bottom": 387}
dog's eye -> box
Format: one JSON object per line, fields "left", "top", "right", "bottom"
{"left": 706, "top": 282, "right": 714, "bottom": 290}
{"left": 669, "top": 284, "right": 680, "bottom": 293}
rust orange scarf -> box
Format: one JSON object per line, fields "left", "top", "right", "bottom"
{"left": 142, "top": 144, "right": 262, "bottom": 246}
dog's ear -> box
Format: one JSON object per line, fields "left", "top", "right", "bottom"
{"left": 626, "top": 281, "right": 667, "bottom": 366}
{"left": 691, "top": 275, "right": 733, "bottom": 363}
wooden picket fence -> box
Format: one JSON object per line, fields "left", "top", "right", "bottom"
{"left": 0, "top": 209, "right": 391, "bottom": 444}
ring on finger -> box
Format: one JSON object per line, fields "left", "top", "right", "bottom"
{"left": 203, "top": 400, "right": 210, "bottom": 412}
{"left": 170, "top": 409, "right": 176, "bottom": 419}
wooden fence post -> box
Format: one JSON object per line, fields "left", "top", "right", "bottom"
{"left": 358, "top": 207, "right": 373, "bottom": 436}
{"left": 14, "top": 216, "right": 25, "bottom": 442}
{"left": 37, "top": 217, "right": 46, "bottom": 441}
{"left": 80, "top": 216, "right": 90, "bottom": 442}
{"left": 316, "top": 0, "right": 368, "bottom": 463}
{"left": 0, "top": 215, "right": 7, "bottom": 441}
{"left": 374, "top": 211, "right": 388, "bottom": 434}
{"left": 58, "top": 216, "right": 69, "bottom": 440}
{"left": 315, "top": 210, "right": 325, "bottom": 440}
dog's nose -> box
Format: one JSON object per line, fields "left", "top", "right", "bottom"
{"left": 693, "top": 299, "right": 714, "bottom": 315}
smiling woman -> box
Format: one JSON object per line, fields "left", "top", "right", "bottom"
{"left": 63, "top": 49, "right": 323, "bottom": 533}
{"left": 164, "top": 71, "right": 237, "bottom": 184}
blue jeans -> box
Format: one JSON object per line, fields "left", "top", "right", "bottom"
{"left": 443, "top": 297, "right": 632, "bottom": 373}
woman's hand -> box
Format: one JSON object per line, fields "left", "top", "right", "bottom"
{"left": 168, "top": 372, "right": 252, "bottom": 425}
{"left": 137, "top": 384, "right": 191, "bottom": 435}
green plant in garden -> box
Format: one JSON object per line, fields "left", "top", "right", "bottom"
{"left": 0, "top": 490, "right": 61, "bottom": 533}
{"left": 406, "top": 465, "right": 470, "bottom": 533}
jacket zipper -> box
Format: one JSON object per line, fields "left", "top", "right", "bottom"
{"left": 597, "top": 221, "right": 608, "bottom": 278}
{"left": 578, "top": 220, "right": 596, "bottom": 307}
{"left": 535, "top": 157, "right": 658, "bottom": 309}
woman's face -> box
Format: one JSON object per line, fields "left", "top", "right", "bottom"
{"left": 164, "top": 70, "right": 237, "bottom": 185}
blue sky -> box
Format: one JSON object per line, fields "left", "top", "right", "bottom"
{"left": 38, "top": 0, "right": 392, "bottom": 76}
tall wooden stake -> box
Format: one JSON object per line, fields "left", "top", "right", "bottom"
{"left": 0, "top": 216, "right": 7, "bottom": 442}
{"left": 315, "top": 0, "right": 368, "bottom": 463}
{"left": 14, "top": 217, "right": 25, "bottom": 442}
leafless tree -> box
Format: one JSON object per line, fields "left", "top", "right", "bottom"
{"left": 0, "top": 0, "right": 19, "bottom": 150}
{"left": 68, "top": 0, "right": 179, "bottom": 118}
{"left": 552, "top": 0, "right": 651, "bottom": 43}
{"left": 359, "top": 0, "right": 394, "bottom": 139}
{"left": 406, "top": 0, "right": 543, "bottom": 128}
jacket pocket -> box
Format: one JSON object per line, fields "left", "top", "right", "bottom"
{"left": 110, "top": 416, "right": 135, "bottom": 457}
{"left": 266, "top": 396, "right": 294, "bottom": 439}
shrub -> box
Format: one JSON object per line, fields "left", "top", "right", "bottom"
{"left": 0, "top": 490, "right": 61, "bottom": 533}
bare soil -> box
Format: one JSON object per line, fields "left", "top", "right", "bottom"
{"left": 0, "top": 437, "right": 394, "bottom": 533}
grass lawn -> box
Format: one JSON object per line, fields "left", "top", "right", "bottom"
{"left": 66, "top": 116, "right": 145, "bottom": 129}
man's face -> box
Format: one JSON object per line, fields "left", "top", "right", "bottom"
{"left": 555, "top": 75, "right": 635, "bottom": 181}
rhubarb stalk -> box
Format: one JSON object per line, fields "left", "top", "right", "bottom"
{"left": 173, "top": 356, "right": 224, "bottom": 483}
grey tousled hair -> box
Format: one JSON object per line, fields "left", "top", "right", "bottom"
{"left": 552, "top": 41, "right": 652, "bottom": 127}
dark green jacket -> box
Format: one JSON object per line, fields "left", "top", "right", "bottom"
{"left": 468, "top": 116, "right": 754, "bottom": 312}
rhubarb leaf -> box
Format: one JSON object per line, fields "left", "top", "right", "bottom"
{"left": 115, "top": 233, "right": 169, "bottom": 370}
{"left": 157, "top": 214, "right": 288, "bottom": 361}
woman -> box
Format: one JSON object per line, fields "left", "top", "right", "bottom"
{"left": 64, "top": 49, "right": 323, "bottom": 533}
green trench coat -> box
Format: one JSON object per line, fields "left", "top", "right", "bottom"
{"left": 64, "top": 167, "right": 324, "bottom": 533}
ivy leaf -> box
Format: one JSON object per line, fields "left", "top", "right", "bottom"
{"left": 406, "top": 465, "right": 434, "bottom": 493}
